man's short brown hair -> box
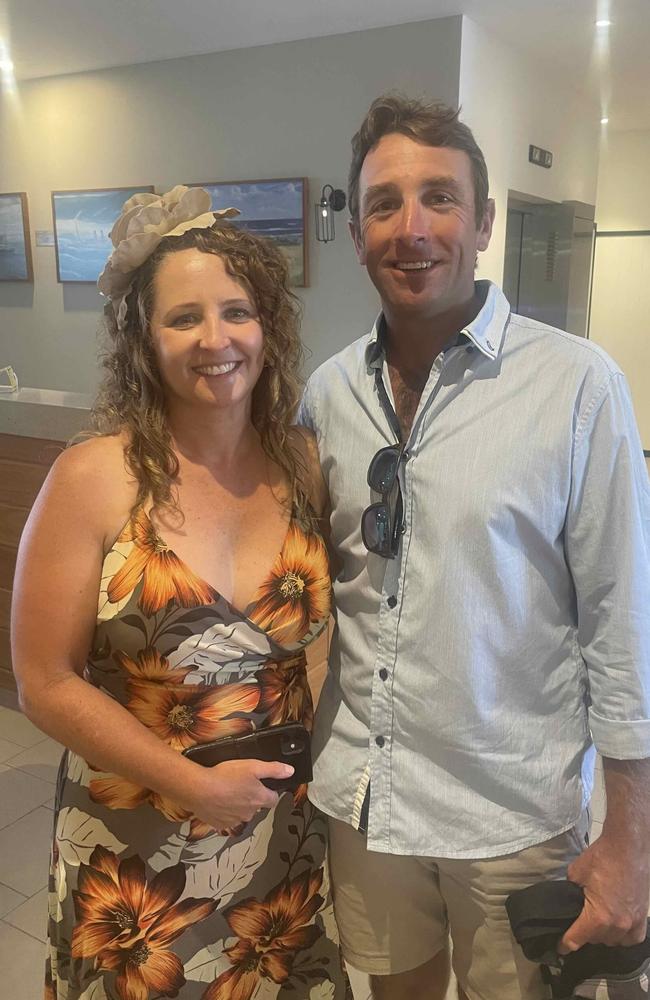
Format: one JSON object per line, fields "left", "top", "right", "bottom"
{"left": 348, "top": 93, "right": 489, "bottom": 229}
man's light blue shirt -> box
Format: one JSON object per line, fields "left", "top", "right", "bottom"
{"left": 299, "top": 281, "right": 650, "bottom": 859}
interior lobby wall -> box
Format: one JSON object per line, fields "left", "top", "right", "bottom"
{"left": 589, "top": 128, "right": 650, "bottom": 455}
{"left": 458, "top": 17, "right": 601, "bottom": 286}
{"left": 0, "top": 16, "right": 462, "bottom": 394}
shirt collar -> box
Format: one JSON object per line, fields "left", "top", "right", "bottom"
{"left": 365, "top": 280, "right": 511, "bottom": 371}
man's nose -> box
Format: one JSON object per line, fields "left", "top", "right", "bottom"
{"left": 396, "top": 198, "right": 428, "bottom": 244}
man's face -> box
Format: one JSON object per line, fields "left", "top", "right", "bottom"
{"left": 352, "top": 133, "right": 494, "bottom": 324}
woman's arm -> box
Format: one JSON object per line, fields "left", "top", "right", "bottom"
{"left": 11, "top": 439, "right": 290, "bottom": 828}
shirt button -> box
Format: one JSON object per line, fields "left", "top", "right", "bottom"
{"left": 387, "top": 595, "right": 397, "bottom": 608}
{"left": 375, "top": 735, "right": 385, "bottom": 748}
{"left": 467, "top": 345, "right": 475, "bottom": 354}
{"left": 379, "top": 668, "right": 388, "bottom": 681}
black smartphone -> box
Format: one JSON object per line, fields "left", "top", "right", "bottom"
{"left": 182, "top": 722, "right": 312, "bottom": 792}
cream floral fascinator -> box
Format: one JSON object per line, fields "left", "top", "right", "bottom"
{"left": 97, "top": 185, "right": 239, "bottom": 329}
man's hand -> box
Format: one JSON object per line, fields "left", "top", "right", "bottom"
{"left": 560, "top": 756, "right": 650, "bottom": 954}
{"left": 559, "top": 833, "right": 649, "bottom": 952}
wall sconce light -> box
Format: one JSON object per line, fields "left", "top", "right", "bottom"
{"left": 315, "top": 184, "right": 347, "bottom": 243}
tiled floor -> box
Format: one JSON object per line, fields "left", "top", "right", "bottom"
{"left": 0, "top": 686, "right": 609, "bottom": 1000}
{"left": 0, "top": 688, "right": 60, "bottom": 1000}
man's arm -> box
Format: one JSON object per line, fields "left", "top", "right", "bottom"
{"left": 563, "top": 365, "right": 650, "bottom": 950}
{"left": 560, "top": 758, "right": 650, "bottom": 951}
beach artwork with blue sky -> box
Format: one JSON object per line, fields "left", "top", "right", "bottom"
{"left": 52, "top": 187, "right": 152, "bottom": 283}
{"left": 199, "top": 179, "right": 307, "bottom": 286}
{"left": 0, "top": 193, "right": 32, "bottom": 281}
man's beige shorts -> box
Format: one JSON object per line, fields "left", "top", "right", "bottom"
{"left": 328, "top": 812, "right": 590, "bottom": 1000}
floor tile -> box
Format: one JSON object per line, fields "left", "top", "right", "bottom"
{"left": 0, "top": 765, "right": 56, "bottom": 830}
{"left": 0, "top": 920, "right": 46, "bottom": 1000}
{"left": 4, "top": 886, "right": 48, "bottom": 943}
{"left": 6, "top": 737, "right": 64, "bottom": 784}
{"left": 0, "top": 705, "right": 46, "bottom": 749}
{"left": 0, "top": 806, "right": 52, "bottom": 896}
{"left": 0, "top": 736, "right": 23, "bottom": 763}
{"left": 0, "top": 881, "right": 26, "bottom": 918}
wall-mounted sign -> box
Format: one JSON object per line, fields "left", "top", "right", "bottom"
{"left": 529, "top": 144, "right": 553, "bottom": 169}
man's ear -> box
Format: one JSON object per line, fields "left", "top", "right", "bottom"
{"left": 477, "top": 198, "right": 496, "bottom": 252}
{"left": 349, "top": 219, "right": 367, "bottom": 264}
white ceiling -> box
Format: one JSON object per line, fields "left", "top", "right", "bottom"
{"left": 2, "top": 0, "right": 649, "bottom": 130}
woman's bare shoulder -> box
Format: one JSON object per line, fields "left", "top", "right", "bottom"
{"left": 41, "top": 434, "right": 139, "bottom": 540}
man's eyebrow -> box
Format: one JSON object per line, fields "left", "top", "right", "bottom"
{"left": 362, "top": 183, "right": 398, "bottom": 209}
{"left": 362, "top": 175, "right": 465, "bottom": 209}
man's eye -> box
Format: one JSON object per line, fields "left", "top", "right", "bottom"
{"left": 372, "top": 200, "right": 397, "bottom": 214}
{"left": 429, "top": 193, "right": 453, "bottom": 205}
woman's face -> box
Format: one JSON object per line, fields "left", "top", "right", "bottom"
{"left": 149, "top": 248, "right": 265, "bottom": 416}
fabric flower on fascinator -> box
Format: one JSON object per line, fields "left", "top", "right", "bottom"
{"left": 97, "top": 184, "right": 239, "bottom": 329}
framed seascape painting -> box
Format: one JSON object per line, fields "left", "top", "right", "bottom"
{"left": 192, "top": 178, "right": 308, "bottom": 286}
{"left": 51, "top": 186, "right": 154, "bottom": 283}
{"left": 0, "top": 192, "right": 34, "bottom": 282}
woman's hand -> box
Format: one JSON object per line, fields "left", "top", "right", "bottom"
{"left": 180, "top": 759, "right": 295, "bottom": 830}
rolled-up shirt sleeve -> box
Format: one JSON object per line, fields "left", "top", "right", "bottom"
{"left": 566, "top": 371, "right": 650, "bottom": 758}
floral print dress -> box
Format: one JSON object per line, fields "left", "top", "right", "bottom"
{"left": 46, "top": 505, "right": 351, "bottom": 1000}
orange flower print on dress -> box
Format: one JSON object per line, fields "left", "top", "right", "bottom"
{"left": 107, "top": 508, "right": 217, "bottom": 615}
{"left": 127, "top": 680, "right": 260, "bottom": 751}
{"left": 256, "top": 657, "right": 314, "bottom": 732}
{"left": 202, "top": 867, "right": 325, "bottom": 1000}
{"left": 247, "top": 523, "right": 330, "bottom": 646}
{"left": 89, "top": 772, "right": 192, "bottom": 822}
{"left": 186, "top": 816, "right": 246, "bottom": 841}
{"left": 71, "top": 846, "right": 216, "bottom": 1000}
{"left": 114, "top": 646, "right": 192, "bottom": 684}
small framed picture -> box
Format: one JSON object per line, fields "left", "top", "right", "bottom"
{"left": 51, "top": 186, "right": 154, "bottom": 283}
{"left": 190, "top": 178, "right": 309, "bottom": 287}
{"left": 0, "top": 192, "right": 34, "bottom": 282}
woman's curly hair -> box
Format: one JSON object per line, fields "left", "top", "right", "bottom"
{"left": 86, "top": 223, "right": 311, "bottom": 523}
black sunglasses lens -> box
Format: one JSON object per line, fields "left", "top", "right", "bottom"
{"left": 368, "top": 447, "right": 401, "bottom": 493}
{"left": 361, "top": 503, "right": 392, "bottom": 555}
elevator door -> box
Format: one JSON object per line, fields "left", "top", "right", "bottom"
{"left": 503, "top": 199, "right": 595, "bottom": 337}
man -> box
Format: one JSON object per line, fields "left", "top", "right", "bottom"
{"left": 299, "top": 94, "right": 650, "bottom": 1000}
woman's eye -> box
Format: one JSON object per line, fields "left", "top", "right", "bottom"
{"left": 170, "top": 313, "right": 199, "bottom": 329}
{"left": 225, "top": 307, "right": 255, "bottom": 321}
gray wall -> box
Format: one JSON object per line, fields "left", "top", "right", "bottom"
{"left": 0, "top": 16, "right": 462, "bottom": 394}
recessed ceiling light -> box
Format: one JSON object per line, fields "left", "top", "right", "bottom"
{"left": 595, "top": 19, "right": 612, "bottom": 27}
{"left": 601, "top": 117, "right": 609, "bottom": 124}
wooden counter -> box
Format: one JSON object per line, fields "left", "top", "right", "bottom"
{"left": 0, "top": 433, "right": 66, "bottom": 690}
{"left": 0, "top": 387, "right": 91, "bottom": 690}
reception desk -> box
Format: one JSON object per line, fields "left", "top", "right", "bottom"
{"left": 0, "top": 388, "right": 91, "bottom": 690}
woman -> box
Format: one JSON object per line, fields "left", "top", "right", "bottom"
{"left": 11, "top": 186, "right": 350, "bottom": 1000}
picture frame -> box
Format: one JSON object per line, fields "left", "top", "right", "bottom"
{"left": 0, "top": 192, "right": 34, "bottom": 282}
{"left": 51, "top": 186, "right": 154, "bottom": 283}
{"left": 190, "top": 178, "right": 309, "bottom": 287}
